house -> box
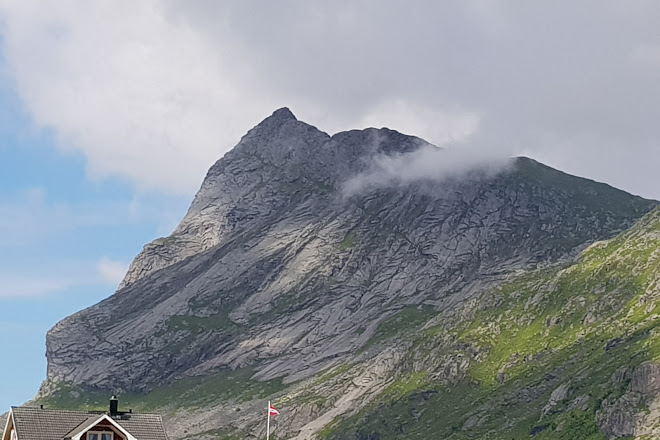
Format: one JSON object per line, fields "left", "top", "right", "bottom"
{"left": 1, "top": 397, "right": 168, "bottom": 440}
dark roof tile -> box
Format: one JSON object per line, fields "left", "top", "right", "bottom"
{"left": 9, "top": 407, "right": 168, "bottom": 440}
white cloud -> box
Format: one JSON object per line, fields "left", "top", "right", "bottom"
{"left": 343, "top": 144, "right": 512, "bottom": 196}
{"left": 1, "top": 1, "right": 660, "bottom": 198}
{"left": 357, "top": 99, "right": 480, "bottom": 146}
{"left": 97, "top": 257, "right": 129, "bottom": 285}
{"left": 0, "top": 0, "right": 280, "bottom": 194}
{"left": 630, "top": 44, "right": 660, "bottom": 71}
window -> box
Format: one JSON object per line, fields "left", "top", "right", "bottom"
{"left": 88, "top": 432, "right": 114, "bottom": 440}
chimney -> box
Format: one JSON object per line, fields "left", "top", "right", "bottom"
{"left": 109, "top": 396, "right": 119, "bottom": 416}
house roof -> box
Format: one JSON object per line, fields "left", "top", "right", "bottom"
{"left": 61, "top": 416, "right": 99, "bottom": 439}
{"left": 9, "top": 406, "right": 168, "bottom": 440}
{"left": 64, "top": 414, "right": 138, "bottom": 440}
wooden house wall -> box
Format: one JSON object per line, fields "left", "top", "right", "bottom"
{"left": 81, "top": 420, "right": 126, "bottom": 440}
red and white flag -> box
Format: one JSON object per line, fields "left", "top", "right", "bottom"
{"left": 266, "top": 401, "right": 280, "bottom": 440}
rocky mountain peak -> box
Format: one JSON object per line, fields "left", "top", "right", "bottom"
{"left": 270, "top": 106, "right": 297, "bottom": 121}
{"left": 226, "top": 108, "right": 329, "bottom": 170}
{"left": 43, "top": 108, "right": 660, "bottom": 440}
{"left": 118, "top": 111, "right": 443, "bottom": 290}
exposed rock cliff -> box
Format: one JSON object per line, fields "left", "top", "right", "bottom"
{"left": 37, "top": 109, "right": 658, "bottom": 439}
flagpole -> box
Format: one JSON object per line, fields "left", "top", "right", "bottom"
{"left": 267, "top": 400, "right": 271, "bottom": 440}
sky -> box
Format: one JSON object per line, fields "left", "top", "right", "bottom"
{"left": 0, "top": 0, "right": 659, "bottom": 412}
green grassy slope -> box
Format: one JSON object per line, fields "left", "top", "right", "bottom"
{"left": 322, "top": 207, "right": 660, "bottom": 440}
{"left": 38, "top": 367, "right": 286, "bottom": 412}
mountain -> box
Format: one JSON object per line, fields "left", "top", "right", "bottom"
{"left": 35, "top": 109, "right": 658, "bottom": 439}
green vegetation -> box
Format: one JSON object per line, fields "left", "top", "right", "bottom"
{"left": 153, "top": 235, "right": 181, "bottom": 247}
{"left": 511, "top": 157, "right": 656, "bottom": 215}
{"left": 338, "top": 232, "right": 357, "bottom": 250}
{"left": 533, "top": 410, "right": 608, "bottom": 440}
{"left": 363, "top": 305, "right": 436, "bottom": 350}
{"left": 38, "top": 368, "right": 287, "bottom": 412}
{"left": 249, "top": 290, "right": 310, "bottom": 325}
{"left": 280, "top": 177, "right": 334, "bottom": 196}
{"left": 166, "top": 313, "right": 239, "bottom": 335}
{"left": 181, "top": 428, "right": 243, "bottom": 440}
{"left": 317, "top": 364, "right": 354, "bottom": 384}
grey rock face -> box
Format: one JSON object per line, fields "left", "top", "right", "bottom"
{"left": 597, "top": 362, "right": 660, "bottom": 439}
{"left": 541, "top": 383, "right": 571, "bottom": 416}
{"left": 630, "top": 362, "right": 660, "bottom": 395}
{"left": 42, "top": 109, "right": 657, "bottom": 436}
{"left": 598, "top": 393, "right": 640, "bottom": 439}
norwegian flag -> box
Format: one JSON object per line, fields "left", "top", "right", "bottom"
{"left": 269, "top": 405, "right": 280, "bottom": 416}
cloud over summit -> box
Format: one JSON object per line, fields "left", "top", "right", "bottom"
{"left": 343, "top": 143, "right": 512, "bottom": 197}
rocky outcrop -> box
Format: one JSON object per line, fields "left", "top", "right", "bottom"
{"left": 542, "top": 383, "right": 571, "bottom": 416}
{"left": 630, "top": 363, "right": 660, "bottom": 395}
{"left": 597, "top": 362, "right": 660, "bottom": 439}
{"left": 39, "top": 108, "right": 658, "bottom": 439}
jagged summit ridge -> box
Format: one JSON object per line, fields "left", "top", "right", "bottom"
{"left": 120, "top": 110, "right": 432, "bottom": 289}
{"left": 270, "top": 106, "right": 297, "bottom": 121}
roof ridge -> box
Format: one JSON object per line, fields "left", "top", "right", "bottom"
{"left": 12, "top": 406, "right": 162, "bottom": 416}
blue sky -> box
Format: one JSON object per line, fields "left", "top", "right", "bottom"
{"left": 0, "top": 83, "right": 191, "bottom": 410}
{"left": 1, "top": 0, "right": 660, "bottom": 415}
